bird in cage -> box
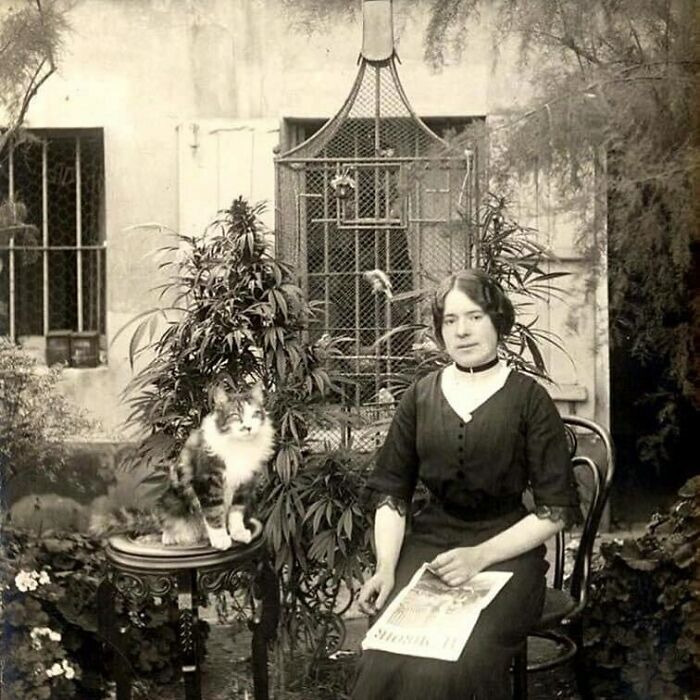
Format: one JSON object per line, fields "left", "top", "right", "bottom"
{"left": 363, "top": 268, "right": 393, "bottom": 300}
{"left": 377, "top": 386, "right": 395, "bottom": 407}
{"left": 312, "top": 332, "right": 333, "bottom": 361}
{"left": 330, "top": 167, "right": 356, "bottom": 200}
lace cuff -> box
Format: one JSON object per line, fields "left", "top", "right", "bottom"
{"left": 367, "top": 492, "right": 409, "bottom": 517}
{"left": 533, "top": 504, "right": 582, "bottom": 530}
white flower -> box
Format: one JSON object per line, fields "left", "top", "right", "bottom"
{"left": 61, "top": 659, "right": 75, "bottom": 679}
{"left": 30, "top": 626, "right": 61, "bottom": 644}
{"left": 15, "top": 570, "right": 39, "bottom": 592}
{"left": 46, "top": 662, "right": 64, "bottom": 677}
{"left": 38, "top": 571, "right": 51, "bottom": 585}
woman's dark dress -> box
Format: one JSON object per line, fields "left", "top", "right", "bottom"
{"left": 351, "top": 369, "right": 580, "bottom": 700}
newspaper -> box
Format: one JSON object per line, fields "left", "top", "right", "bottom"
{"left": 361, "top": 564, "right": 513, "bottom": 661}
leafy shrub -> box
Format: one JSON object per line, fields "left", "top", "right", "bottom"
{"left": 584, "top": 476, "right": 700, "bottom": 699}
{"left": 0, "top": 527, "right": 209, "bottom": 699}
{"left": 0, "top": 339, "right": 93, "bottom": 507}
{"left": 121, "top": 198, "right": 340, "bottom": 472}
{"left": 0, "top": 528, "right": 107, "bottom": 698}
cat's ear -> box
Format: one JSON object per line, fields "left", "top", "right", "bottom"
{"left": 250, "top": 381, "right": 265, "bottom": 405}
{"left": 211, "top": 384, "right": 229, "bottom": 409}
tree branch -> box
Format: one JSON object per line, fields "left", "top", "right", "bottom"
{"left": 483, "top": 71, "right": 694, "bottom": 140}
{"left": 555, "top": 0, "right": 586, "bottom": 74}
{"left": 559, "top": 34, "right": 601, "bottom": 65}
{"left": 627, "top": 19, "right": 646, "bottom": 63}
{"left": 529, "top": 27, "right": 601, "bottom": 66}
{"left": 0, "top": 58, "right": 55, "bottom": 154}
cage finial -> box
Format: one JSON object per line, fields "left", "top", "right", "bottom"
{"left": 361, "top": 0, "right": 394, "bottom": 62}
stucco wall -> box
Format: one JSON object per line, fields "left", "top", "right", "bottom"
{"left": 5, "top": 0, "right": 607, "bottom": 434}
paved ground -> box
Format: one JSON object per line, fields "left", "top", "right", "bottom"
{"left": 147, "top": 530, "right": 647, "bottom": 699}
{"left": 147, "top": 619, "right": 578, "bottom": 700}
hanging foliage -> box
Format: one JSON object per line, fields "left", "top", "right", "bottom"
{"left": 422, "top": 0, "right": 699, "bottom": 474}
{"left": 0, "top": 1, "right": 67, "bottom": 154}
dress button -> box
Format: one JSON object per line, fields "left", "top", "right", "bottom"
{"left": 458, "top": 446, "right": 463, "bottom": 452}
{"left": 457, "top": 470, "right": 465, "bottom": 478}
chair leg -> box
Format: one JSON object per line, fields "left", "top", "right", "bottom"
{"left": 571, "top": 625, "right": 594, "bottom": 700}
{"left": 512, "top": 648, "right": 528, "bottom": 700}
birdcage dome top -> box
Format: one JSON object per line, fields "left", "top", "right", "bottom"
{"left": 277, "top": 1, "right": 455, "bottom": 163}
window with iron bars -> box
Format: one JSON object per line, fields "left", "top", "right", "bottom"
{"left": 0, "top": 129, "right": 106, "bottom": 366}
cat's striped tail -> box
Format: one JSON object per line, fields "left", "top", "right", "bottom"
{"left": 88, "top": 507, "right": 162, "bottom": 538}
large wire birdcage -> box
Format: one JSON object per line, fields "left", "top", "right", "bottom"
{"left": 275, "top": 14, "right": 477, "bottom": 449}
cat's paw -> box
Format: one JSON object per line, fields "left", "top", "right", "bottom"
{"left": 229, "top": 526, "right": 253, "bottom": 544}
{"left": 207, "top": 528, "right": 233, "bottom": 550}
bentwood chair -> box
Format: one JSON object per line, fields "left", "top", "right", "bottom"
{"left": 512, "top": 415, "right": 615, "bottom": 700}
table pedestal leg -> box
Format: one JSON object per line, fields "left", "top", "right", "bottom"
{"left": 97, "top": 579, "right": 132, "bottom": 700}
{"left": 250, "top": 562, "right": 279, "bottom": 700}
{"left": 177, "top": 570, "right": 202, "bottom": 700}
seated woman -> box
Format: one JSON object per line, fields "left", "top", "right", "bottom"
{"left": 351, "top": 269, "right": 580, "bottom": 700}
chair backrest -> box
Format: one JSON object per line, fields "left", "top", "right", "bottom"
{"left": 552, "top": 415, "right": 615, "bottom": 616}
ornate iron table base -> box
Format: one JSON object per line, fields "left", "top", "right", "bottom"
{"left": 97, "top": 520, "right": 278, "bottom": 700}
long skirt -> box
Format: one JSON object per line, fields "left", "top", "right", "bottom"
{"left": 350, "top": 506, "right": 548, "bottom": 700}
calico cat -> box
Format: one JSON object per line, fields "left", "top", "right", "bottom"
{"left": 159, "top": 381, "right": 275, "bottom": 549}
{"left": 90, "top": 381, "right": 275, "bottom": 550}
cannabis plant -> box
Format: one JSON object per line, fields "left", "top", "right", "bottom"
{"left": 375, "top": 192, "right": 569, "bottom": 391}
{"left": 121, "top": 198, "right": 371, "bottom": 669}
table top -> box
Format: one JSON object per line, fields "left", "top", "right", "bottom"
{"left": 106, "top": 519, "right": 265, "bottom": 571}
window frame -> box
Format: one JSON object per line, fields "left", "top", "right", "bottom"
{"left": 0, "top": 128, "right": 106, "bottom": 364}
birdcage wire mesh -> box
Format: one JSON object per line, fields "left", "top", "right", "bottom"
{"left": 277, "top": 58, "right": 473, "bottom": 450}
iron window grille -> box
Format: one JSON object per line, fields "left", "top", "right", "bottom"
{"left": 0, "top": 129, "right": 106, "bottom": 362}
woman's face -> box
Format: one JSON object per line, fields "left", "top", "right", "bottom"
{"left": 441, "top": 288, "right": 499, "bottom": 367}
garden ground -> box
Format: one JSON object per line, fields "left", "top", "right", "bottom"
{"left": 151, "top": 527, "right": 647, "bottom": 700}
{"left": 152, "top": 620, "right": 579, "bottom": 700}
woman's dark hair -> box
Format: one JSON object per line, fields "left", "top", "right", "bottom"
{"left": 431, "top": 269, "right": 515, "bottom": 346}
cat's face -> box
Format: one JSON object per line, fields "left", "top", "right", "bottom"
{"left": 211, "top": 384, "right": 267, "bottom": 440}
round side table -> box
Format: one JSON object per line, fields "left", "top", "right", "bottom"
{"left": 96, "top": 520, "right": 278, "bottom": 700}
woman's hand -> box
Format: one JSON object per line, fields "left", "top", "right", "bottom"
{"left": 428, "top": 546, "right": 489, "bottom": 587}
{"left": 357, "top": 569, "right": 395, "bottom": 616}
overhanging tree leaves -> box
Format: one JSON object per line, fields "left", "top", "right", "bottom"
{"left": 0, "top": 1, "right": 68, "bottom": 279}
{"left": 0, "top": 0, "right": 66, "bottom": 152}
{"left": 424, "top": 0, "right": 699, "bottom": 473}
